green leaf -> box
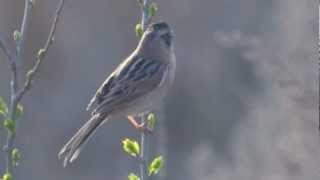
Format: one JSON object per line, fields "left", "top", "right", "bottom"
{"left": 13, "top": 30, "right": 21, "bottom": 42}
{"left": 11, "top": 148, "right": 21, "bottom": 166}
{"left": 3, "top": 119, "right": 15, "bottom": 134}
{"left": 128, "top": 173, "right": 140, "bottom": 180}
{"left": 148, "top": 3, "right": 158, "bottom": 17}
{"left": 135, "top": 23, "right": 143, "bottom": 39}
{"left": 2, "top": 172, "right": 12, "bottom": 180}
{"left": 148, "top": 156, "right": 164, "bottom": 176}
{"left": 16, "top": 104, "right": 24, "bottom": 120}
{"left": 0, "top": 97, "right": 8, "bottom": 116}
{"left": 122, "top": 138, "right": 140, "bottom": 157}
{"left": 147, "top": 113, "right": 156, "bottom": 131}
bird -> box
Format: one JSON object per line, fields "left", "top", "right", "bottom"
{"left": 58, "top": 22, "right": 176, "bottom": 167}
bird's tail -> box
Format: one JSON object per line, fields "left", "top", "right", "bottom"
{"left": 58, "top": 113, "right": 108, "bottom": 167}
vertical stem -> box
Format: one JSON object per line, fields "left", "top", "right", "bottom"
{"left": 17, "top": 0, "right": 33, "bottom": 56}
{"left": 140, "top": 0, "right": 150, "bottom": 179}
{"left": 141, "top": 0, "right": 149, "bottom": 30}
{"left": 139, "top": 114, "right": 146, "bottom": 180}
{"left": 5, "top": 98, "right": 17, "bottom": 173}
{"left": 2, "top": 0, "right": 65, "bottom": 174}
{"left": 5, "top": 39, "right": 19, "bottom": 174}
{"left": 4, "top": 0, "right": 33, "bottom": 174}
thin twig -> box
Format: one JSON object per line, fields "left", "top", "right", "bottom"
{"left": 141, "top": 0, "right": 150, "bottom": 30}
{"left": 16, "top": 0, "right": 65, "bottom": 101}
{"left": 139, "top": 114, "right": 147, "bottom": 180}
{"left": 139, "top": 1, "right": 150, "bottom": 179}
{"left": 5, "top": 52, "right": 18, "bottom": 173}
{"left": 0, "top": 38, "right": 13, "bottom": 63}
{"left": 3, "top": 0, "right": 33, "bottom": 172}
{"left": 4, "top": 0, "right": 66, "bottom": 173}
{"left": 16, "top": 0, "right": 33, "bottom": 56}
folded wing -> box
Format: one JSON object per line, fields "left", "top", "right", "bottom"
{"left": 87, "top": 56, "right": 168, "bottom": 115}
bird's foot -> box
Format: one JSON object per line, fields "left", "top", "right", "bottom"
{"left": 127, "top": 116, "right": 153, "bottom": 134}
{"left": 135, "top": 122, "right": 153, "bottom": 134}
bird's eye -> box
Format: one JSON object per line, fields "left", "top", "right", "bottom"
{"left": 161, "top": 33, "right": 172, "bottom": 46}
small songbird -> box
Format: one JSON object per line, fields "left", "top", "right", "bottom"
{"left": 58, "top": 22, "right": 176, "bottom": 167}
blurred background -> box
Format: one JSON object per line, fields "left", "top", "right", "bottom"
{"left": 0, "top": 0, "right": 318, "bottom": 179}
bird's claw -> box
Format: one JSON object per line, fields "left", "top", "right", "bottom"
{"left": 136, "top": 123, "right": 153, "bottom": 134}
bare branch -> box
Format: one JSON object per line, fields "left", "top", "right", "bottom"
{"left": 141, "top": 0, "right": 150, "bottom": 31}
{"left": 16, "top": 0, "right": 65, "bottom": 101}
{"left": 0, "top": 38, "right": 18, "bottom": 100}
{"left": 139, "top": 1, "right": 150, "bottom": 180}
{"left": 0, "top": 38, "right": 13, "bottom": 63}
{"left": 16, "top": 0, "right": 33, "bottom": 55}
{"left": 4, "top": 0, "right": 66, "bottom": 173}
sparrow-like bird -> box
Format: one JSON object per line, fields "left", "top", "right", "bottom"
{"left": 58, "top": 22, "right": 176, "bottom": 167}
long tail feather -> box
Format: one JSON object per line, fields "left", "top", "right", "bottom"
{"left": 58, "top": 113, "right": 108, "bottom": 167}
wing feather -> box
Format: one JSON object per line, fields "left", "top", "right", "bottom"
{"left": 87, "top": 56, "right": 167, "bottom": 114}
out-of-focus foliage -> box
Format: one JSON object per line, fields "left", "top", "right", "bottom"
{"left": 11, "top": 148, "right": 21, "bottom": 167}
{"left": 0, "top": 97, "right": 8, "bottom": 116}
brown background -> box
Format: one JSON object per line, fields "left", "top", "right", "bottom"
{"left": 0, "top": 0, "right": 318, "bottom": 179}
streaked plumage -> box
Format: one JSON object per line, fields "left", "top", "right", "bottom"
{"left": 58, "top": 22, "right": 176, "bottom": 167}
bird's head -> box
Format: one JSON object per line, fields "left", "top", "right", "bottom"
{"left": 140, "top": 22, "right": 173, "bottom": 49}
{"left": 136, "top": 22, "right": 174, "bottom": 60}
{"left": 145, "top": 22, "right": 173, "bottom": 47}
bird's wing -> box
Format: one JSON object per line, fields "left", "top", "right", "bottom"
{"left": 87, "top": 56, "right": 168, "bottom": 114}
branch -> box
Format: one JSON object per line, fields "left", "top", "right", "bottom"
{"left": 4, "top": 0, "right": 66, "bottom": 174}
{"left": 139, "top": 1, "right": 150, "bottom": 180}
{"left": 139, "top": 114, "right": 148, "bottom": 180}
{"left": 0, "top": 38, "right": 13, "bottom": 63}
{"left": 16, "top": 0, "right": 33, "bottom": 57}
{"left": 0, "top": 40, "right": 17, "bottom": 101}
{"left": 141, "top": 0, "right": 150, "bottom": 31}
{"left": 16, "top": 0, "right": 65, "bottom": 101}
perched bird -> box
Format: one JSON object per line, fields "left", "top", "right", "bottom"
{"left": 58, "top": 22, "right": 176, "bottom": 167}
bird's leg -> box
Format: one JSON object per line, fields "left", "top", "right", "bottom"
{"left": 127, "top": 115, "right": 152, "bottom": 133}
